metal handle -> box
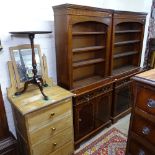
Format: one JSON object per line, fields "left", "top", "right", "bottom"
{"left": 147, "top": 99, "right": 155, "bottom": 108}
{"left": 51, "top": 127, "right": 56, "bottom": 131}
{"left": 53, "top": 143, "right": 57, "bottom": 146}
{"left": 138, "top": 149, "right": 145, "bottom": 155}
{"left": 50, "top": 112, "right": 55, "bottom": 117}
{"left": 142, "top": 126, "right": 150, "bottom": 135}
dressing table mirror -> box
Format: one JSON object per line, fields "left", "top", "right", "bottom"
{"left": 9, "top": 44, "right": 43, "bottom": 89}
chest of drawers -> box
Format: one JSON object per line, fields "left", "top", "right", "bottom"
{"left": 8, "top": 85, "right": 74, "bottom": 155}
{"left": 126, "top": 69, "right": 155, "bottom": 155}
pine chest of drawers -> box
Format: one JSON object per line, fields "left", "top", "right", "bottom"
{"left": 8, "top": 85, "right": 74, "bottom": 155}
{"left": 126, "top": 69, "right": 155, "bottom": 155}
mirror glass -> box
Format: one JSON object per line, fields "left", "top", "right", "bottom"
{"left": 13, "top": 48, "right": 41, "bottom": 82}
{"left": 9, "top": 44, "right": 43, "bottom": 88}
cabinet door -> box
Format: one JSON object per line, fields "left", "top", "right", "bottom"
{"left": 114, "top": 81, "right": 132, "bottom": 116}
{"left": 74, "top": 101, "right": 94, "bottom": 140}
{"left": 94, "top": 93, "right": 112, "bottom": 128}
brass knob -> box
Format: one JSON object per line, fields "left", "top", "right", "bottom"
{"left": 50, "top": 112, "right": 55, "bottom": 117}
{"left": 51, "top": 127, "right": 56, "bottom": 131}
{"left": 53, "top": 143, "right": 57, "bottom": 146}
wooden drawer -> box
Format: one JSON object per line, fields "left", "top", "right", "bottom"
{"left": 29, "top": 115, "right": 72, "bottom": 145}
{"left": 135, "top": 85, "right": 155, "bottom": 116}
{"left": 129, "top": 138, "right": 153, "bottom": 155}
{"left": 49, "top": 141, "right": 74, "bottom": 155}
{"left": 32, "top": 127, "right": 73, "bottom": 155}
{"left": 132, "top": 114, "right": 155, "bottom": 146}
{"left": 27, "top": 99, "right": 72, "bottom": 131}
{"left": 74, "top": 84, "right": 112, "bottom": 105}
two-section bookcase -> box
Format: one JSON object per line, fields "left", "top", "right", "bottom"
{"left": 53, "top": 4, "right": 147, "bottom": 147}
{"left": 111, "top": 11, "right": 146, "bottom": 123}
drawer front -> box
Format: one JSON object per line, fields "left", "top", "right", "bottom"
{"left": 32, "top": 127, "right": 73, "bottom": 155}
{"left": 132, "top": 114, "right": 155, "bottom": 146}
{"left": 75, "top": 84, "right": 112, "bottom": 105}
{"left": 29, "top": 115, "right": 72, "bottom": 145}
{"left": 27, "top": 99, "right": 72, "bottom": 131}
{"left": 136, "top": 85, "right": 155, "bottom": 116}
{"left": 129, "top": 139, "right": 153, "bottom": 155}
{"left": 49, "top": 141, "right": 74, "bottom": 155}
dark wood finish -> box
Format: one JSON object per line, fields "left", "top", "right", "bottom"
{"left": 53, "top": 4, "right": 112, "bottom": 90}
{"left": 0, "top": 85, "right": 17, "bottom": 155}
{"left": 126, "top": 69, "right": 155, "bottom": 155}
{"left": 0, "top": 86, "right": 9, "bottom": 139}
{"left": 73, "top": 82, "right": 112, "bottom": 147}
{"left": 53, "top": 4, "right": 147, "bottom": 147}
{"left": 111, "top": 11, "right": 146, "bottom": 76}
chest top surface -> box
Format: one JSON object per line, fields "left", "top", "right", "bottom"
{"left": 8, "top": 85, "right": 73, "bottom": 115}
{"left": 133, "top": 69, "right": 155, "bottom": 86}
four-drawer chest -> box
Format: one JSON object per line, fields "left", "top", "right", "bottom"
{"left": 7, "top": 85, "right": 74, "bottom": 155}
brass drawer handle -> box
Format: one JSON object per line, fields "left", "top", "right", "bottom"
{"left": 51, "top": 127, "right": 56, "bottom": 131}
{"left": 147, "top": 99, "right": 155, "bottom": 108}
{"left": 50, "top": 112, "right": 55, "bottom": 117}
{"left": 53, "top": 143, "right": 57, "bottom": 146}
{"left": 142, "top": 126, "right": 150, "bottom": 135}
{"left": 138, "top": 149, "right": 145, "bottom": 155}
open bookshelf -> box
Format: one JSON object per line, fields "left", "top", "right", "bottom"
{"left": 72, "top": 21, "right": 110, "bottom": 89}
{"left": 112, "top": 22, "right": 144, "bottom": 75}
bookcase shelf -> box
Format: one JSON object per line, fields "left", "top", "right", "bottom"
{"left": 73, "top": 58, "right": 105, "bottom": 68}
{"left": 112, "top": 65, "right": 138, "bottom": 75}
{"left": 114, "top": 40, "right": 141, "bottom": 46}
{"left": 73, "top": 75, "right": 103, "bottom": 89}
{"left": 115, "top": 30, "right": 141, "bottom": 34}
{"left": 113, "top": 51, "right": 138, "bottom": 59}
{"left": 73, "top": 46, "right": 105, "bottom": 53}
{"left": 72, "top": 32, "right": 106, "bottom": 35}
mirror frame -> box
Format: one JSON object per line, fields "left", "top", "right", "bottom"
{"left": 9, "top": 44, "right": 44, "bottom": 89}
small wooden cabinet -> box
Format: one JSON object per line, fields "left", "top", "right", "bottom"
{"left": 126, "top": 69, "right": 155, "bottom": 155}
{"left": 8, "top": 85, "right": 74, "bottom": 155}
{"left": 73, "top": 81, "right": 112, "bottom": 145}
{"left": 53, "top": 4, "right": 147, "bottom": 147}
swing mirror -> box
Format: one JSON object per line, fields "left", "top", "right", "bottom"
{"left": 9, "top": 44, "right": 44, "bottom": 89}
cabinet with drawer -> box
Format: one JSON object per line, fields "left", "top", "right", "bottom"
{"left": 126, "top": 69, "right": 155, "bottom": 155}
{"left": 8, "top": 85, "right": 74, "bottom": 155}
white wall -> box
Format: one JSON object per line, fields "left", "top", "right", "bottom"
{"left": 0, "top": 0, "right": 152, "bottom": 135}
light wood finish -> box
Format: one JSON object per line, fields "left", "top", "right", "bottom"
{"left": 49, "top": 141, "right": 74, "bottom": 155}
{"left": 29, "top": 115, "right": 72, "bottom": 145}
{"left": 32, "top": 127, "right": 73, "bottom": 155}
{"left": 7, "top": 60, "right": 74, "bottom": 155}
{"left": 27, "top": 99, "right": 72, "bottom": 131}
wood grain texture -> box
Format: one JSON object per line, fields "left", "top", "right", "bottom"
{"left": 126, "top": 70, "right": 155, "bottom": 154}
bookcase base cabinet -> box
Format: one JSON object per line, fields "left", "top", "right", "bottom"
{"left": 111, "top": 75, "right": 133, "bottom": 123}
{"left": 73, "top": 82, "right": 112, "bottom": 147}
